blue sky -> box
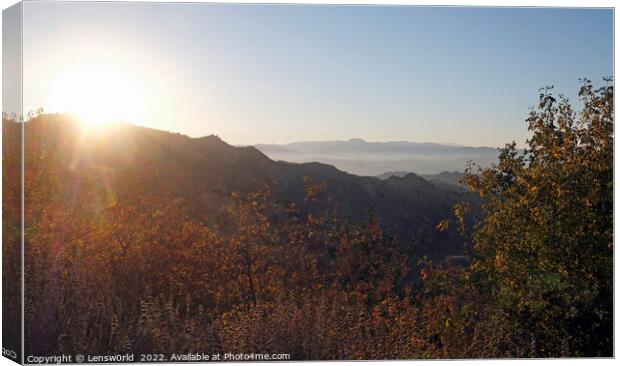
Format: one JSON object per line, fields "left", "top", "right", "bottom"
{"left": 21, "top": 2, "right": 613, "bottom": 147}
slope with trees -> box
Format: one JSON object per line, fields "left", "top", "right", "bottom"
{"left": 2, "top": 79, "right": 612, "bottom": 359}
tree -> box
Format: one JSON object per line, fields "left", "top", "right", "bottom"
{"left": 461, "top": 78, "right": 613, "bottom": 356}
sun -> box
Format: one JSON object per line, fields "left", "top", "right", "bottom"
{"left": 46, "top": 65, "right": 146, "bottom": 127}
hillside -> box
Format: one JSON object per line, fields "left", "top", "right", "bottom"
{"left": 17, "top": 115, "right": 477, "bottom": 261}
{"left": 378, "top": 171, "right": 467, "bottom": 192}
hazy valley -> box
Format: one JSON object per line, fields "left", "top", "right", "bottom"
{"left": 254, "top": 139, "right": 498, "bottom": 176}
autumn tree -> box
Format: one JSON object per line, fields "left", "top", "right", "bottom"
{"left": 461, "top": 78, "right": 613, "bottom": 356}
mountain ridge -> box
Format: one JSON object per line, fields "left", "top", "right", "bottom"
{"left": 15, "top": 114, "right": 482, "bottom": 262}
{"left": 254, "top": 138, "right": 496, "bottom": 150}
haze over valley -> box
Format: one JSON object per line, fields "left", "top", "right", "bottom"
{"left": 254, "top": 139, "right": 498, "bottom": 176}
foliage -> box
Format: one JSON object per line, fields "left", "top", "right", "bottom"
{"left": 439, "top": 78, "right": 614, "bottom": 357}
{"left": 3, "top": 78, "right": 613, "bottom": 359}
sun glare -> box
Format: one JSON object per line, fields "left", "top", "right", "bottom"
{"left": 46, "top": 66, "right": 146, "bottom": 127}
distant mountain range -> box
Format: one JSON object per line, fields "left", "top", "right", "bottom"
{"left": 14, "top": 116, "right": 482, "bottom": 262}
{"left": 254, "top": 139, "right": 499, "bottom": 176}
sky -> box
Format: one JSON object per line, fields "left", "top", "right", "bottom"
{"left": 16, "top": 2, "right": 614, "bottom": 147}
